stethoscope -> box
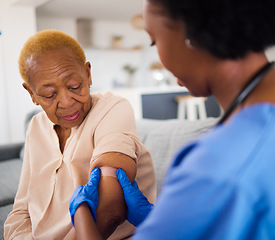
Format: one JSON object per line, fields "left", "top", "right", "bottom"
{"left": 217, "top": 61, "right": 275, "bottom": 125}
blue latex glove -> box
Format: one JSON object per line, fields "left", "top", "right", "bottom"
{"left": 116, "top": 168, "right": 154, "bottom": 227}
{"left": 69, "top": 168, "right": 101, "bottom": 227}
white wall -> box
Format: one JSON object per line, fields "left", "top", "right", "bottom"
{"left": 36, "top": 17, "right": 170, "bottom": 90}
{"left": 92, "top": 20, "right": 150, "bottom": 49}
{"left": 37, "top": 17, "right": 151, "bottom": 49}
{"left": 0, "top": 1, "right": 37, "bottom": 144}
{"left": 87, "top": 20, "right": 172, "bottom": 90}
{"left": 0, "top": 18, "right": 9, "bottom": 144}
{"left": 37, "top": 16, "right": 77, "bottom": 39}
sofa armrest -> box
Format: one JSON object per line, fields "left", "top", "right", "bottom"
{"left": 0, "top": 142, "right": 24, "bottom": 162}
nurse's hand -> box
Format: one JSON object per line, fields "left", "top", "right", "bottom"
{"left": 69, "top": 168, "right": 101, "bottom": 227}
{"left": 116, "top": 168, "right": 154, "bottom": 227}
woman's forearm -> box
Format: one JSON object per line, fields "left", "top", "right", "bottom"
{"left": 74, "top": 202, "right": 103, "bottom": 240}
{"left": 95, "top": 175, "right": 127, "bottom": 239}
{"left": 88, "top": 153, "right": 136, "bottom": 238}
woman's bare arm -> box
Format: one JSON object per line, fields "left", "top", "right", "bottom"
{"left": 92, "top": 152, "right": 136, "bottom": 238}
{"left": 74, "top": 202, "right": 103, "bottom": 240}
{"left": 74, "top": 152, "right": 136, "bottom": 239}
{"left": 95, "top": 174, "right": 126, "bottom": 238}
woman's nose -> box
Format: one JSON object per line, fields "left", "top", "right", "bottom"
{"left": 57, "top": 90, "right": 74, "bottom": 108}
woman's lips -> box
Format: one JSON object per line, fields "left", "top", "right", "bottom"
{"left": 63, "top": 111, "right": 80, "bottom": 122}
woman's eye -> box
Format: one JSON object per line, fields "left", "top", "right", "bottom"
{"left": 44, "top": 94, "right": 55, "bottom": 99}
{"left": 70, "top": 85, "right": 80, "bottom": 90}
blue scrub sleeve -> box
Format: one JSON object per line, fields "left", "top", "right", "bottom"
{"left": 132, "top": 173, "right": 256, "bottom": 240}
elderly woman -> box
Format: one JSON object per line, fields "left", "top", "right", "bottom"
{"left": 4, "top": 30, "right": 156, "bottom": 240}
{"left": 70, "top": 0, "right": 275, "bottom": 239}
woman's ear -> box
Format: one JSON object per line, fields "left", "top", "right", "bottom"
{"left": 22, "top": 83, "right": 39, "bottom": 106}
{"left": 85, "top": 62, "right": 92, "bottom": 86}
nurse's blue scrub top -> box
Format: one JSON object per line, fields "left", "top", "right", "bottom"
{"left": 133, "top": 104, "right": 275, "bottom": 240}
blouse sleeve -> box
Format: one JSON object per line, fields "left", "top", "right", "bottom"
{"left": 91, "top": 98, "right": 142, "bottom": 162}
{"left": 4, "top": 133, "right": 32, "bottom": 239}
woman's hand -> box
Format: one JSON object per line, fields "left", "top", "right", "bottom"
{"left": 69, "top": 168, "right": 101, "bottom": 227}
{"left": 116, "top": 168, "right": 154, "bottom": 227}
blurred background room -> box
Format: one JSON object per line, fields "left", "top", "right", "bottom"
{"left": 0, "top": 0, "right": 275, "bottom": 144}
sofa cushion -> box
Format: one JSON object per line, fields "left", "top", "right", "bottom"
{"left": 0, "top": 143, "right": 24, "bottom": 162}
{"left": 136, "top": 118, "right": 218, "bottom": 194}
{"left": 0, "top": 159, "right": 22, "bottom": 206}
{"left": 0, "top": 204, "right": 13, "bottom": 239}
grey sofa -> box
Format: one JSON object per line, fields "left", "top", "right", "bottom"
{"left": 0, "top": 117, "right": 218, "bottom": 239}
{"left": 0, "top": 143, "right": 24, "bottom": 239}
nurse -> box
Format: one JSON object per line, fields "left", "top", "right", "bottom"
{"left": 70, "top": 0, "right": 275, "bottom": 239}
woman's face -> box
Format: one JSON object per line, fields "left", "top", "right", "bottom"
{"left": 23, "top": 48, "right": 92, "bottom": 129}
{"left": 143, "top": 0, "right": 215, "bottom": 96}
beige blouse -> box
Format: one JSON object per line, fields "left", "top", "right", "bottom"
{"left": 4, "top": 92, "right": 156, "bottom": 240}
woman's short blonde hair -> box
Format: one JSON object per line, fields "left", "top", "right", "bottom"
{"left": 19, "top": 29, "right": 86, "bottom": 84}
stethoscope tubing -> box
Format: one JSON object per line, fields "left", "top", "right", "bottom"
{"left": 217, "top": 61, "right": 275, "bottom": 125}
